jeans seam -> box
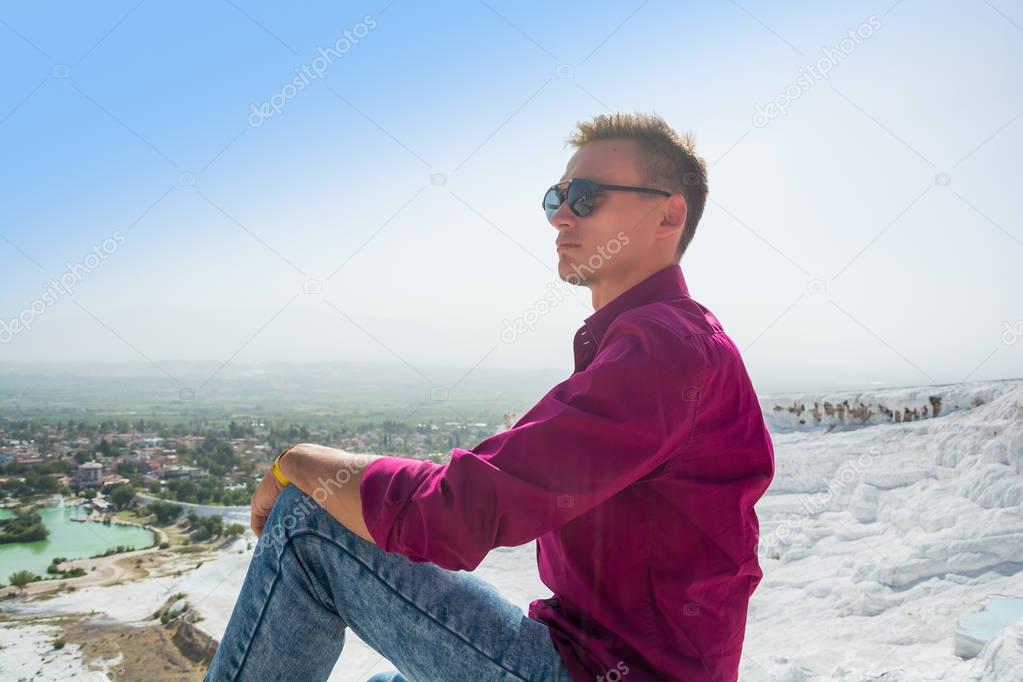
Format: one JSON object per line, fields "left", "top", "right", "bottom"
{"left": 230, "top": 547, "right": 285, "bottom": 681}
{"left": 288, "top": 527, "right": 536, "bottom": 681}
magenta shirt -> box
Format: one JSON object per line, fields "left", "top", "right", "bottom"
{"left": 360, "top": 264, "right": 775, "bottom": 681}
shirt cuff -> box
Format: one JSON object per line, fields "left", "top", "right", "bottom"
{"left": 359, "top": 455, "right": 440, "bottom": 552}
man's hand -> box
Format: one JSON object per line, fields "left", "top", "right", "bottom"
{"left": 250, "top": 449, "right": 293, "bottom": 537}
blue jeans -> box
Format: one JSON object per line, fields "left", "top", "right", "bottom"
{"left": 204, "top": 484, "right": 574, "bottom": 681}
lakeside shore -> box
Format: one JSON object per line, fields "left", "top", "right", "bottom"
{"left": 1, "top": 494, "right": 163, "bottom": 590}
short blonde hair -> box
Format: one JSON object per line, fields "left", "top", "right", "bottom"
{"left": 567, "top": 112, "right": 708, "bottom": 261}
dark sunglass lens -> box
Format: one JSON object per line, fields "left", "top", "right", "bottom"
{"left": 568, "top": 180, "right": 596, "bottom": 217}
{"left": 543, "top": 187, "right": 563, "bottom": 219}
{"left": 571, "top": 196, "right": 593, "bottom": 217}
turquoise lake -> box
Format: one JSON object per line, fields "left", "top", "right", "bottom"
{"left": 0, "top": 504, "right": 156, "bottom": 586}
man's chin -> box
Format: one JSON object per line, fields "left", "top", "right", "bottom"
{"left": 557, "top": 260, "right": 590, "bottom": 287}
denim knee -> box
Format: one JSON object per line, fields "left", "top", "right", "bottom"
{"left": 256, "top": 483, "right": 368, "bottom": 561}
{"left": 254, "top": 485, "right": 323, "bottom": 558}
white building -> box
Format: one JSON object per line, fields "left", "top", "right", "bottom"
{"left": 76, "top": 461, "right": 103, "bottom": 487}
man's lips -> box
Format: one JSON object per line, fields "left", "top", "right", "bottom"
{"left": 556, "top": 241, "right": 581, "bottom": 251}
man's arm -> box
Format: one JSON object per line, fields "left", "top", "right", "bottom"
{"left": 358, "top": 314, "right": 707, "bottom": 572}
{"left": 276, "top": 444, "right": 385, "bottom": 544}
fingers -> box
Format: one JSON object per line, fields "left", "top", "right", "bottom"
{"left": 251, "top": 489, "right": 270, "bottom": 537}
{"left": 250, "top": 474, "right": 270, "bottom": 537}
{"left": 250, "top": 467, "right": 287, "bottom": 540}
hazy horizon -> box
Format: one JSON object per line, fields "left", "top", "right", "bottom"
{"left": 1, "top": 359, "right": 1020, "bottom": 397}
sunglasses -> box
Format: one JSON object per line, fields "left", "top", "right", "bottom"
{"left": 542, "top": 178, "right": 671, "bottom": 220}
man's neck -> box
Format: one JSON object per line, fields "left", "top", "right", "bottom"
{"left": 589, "top": 261, "right": 674, "bottom": 311}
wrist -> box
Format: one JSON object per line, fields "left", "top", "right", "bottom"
{"left": 273, "top": 445, "right": 300, "bottom": 486}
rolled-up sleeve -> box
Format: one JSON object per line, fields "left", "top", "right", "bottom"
{"left": 359, "top": 313, "right": 706, "bottom": 571}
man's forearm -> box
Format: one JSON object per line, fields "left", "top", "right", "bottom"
{"left": 277, "top": 443, "right": 385, "bottom": 545}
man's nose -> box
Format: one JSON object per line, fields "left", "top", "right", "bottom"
{"left": 549, "top": 200, "right": 577, "bottom": 229}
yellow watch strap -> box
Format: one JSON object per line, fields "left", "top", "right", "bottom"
{"left": 272, "top": 447, "right": 293, "bottom": 486}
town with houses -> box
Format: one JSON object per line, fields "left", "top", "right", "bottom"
{"left": 0, "top": 413, "right": 517, "bottom": 508}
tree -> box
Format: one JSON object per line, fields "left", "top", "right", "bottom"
{"left": 110, "top": 484, "right": 136, "bottom": 510}
{"left": 172, "top": 480, "right": 199, "bottom": 503}
{"left": 149, "top": 500, "right": 183, "bottom": 525}
{"left": 189, "top": 515, "right": 224, "bottom": 542}
{"left": 116, "top": 461, "right": 139, "bottom": 477}
{"left": 224, "top": 523, "right": 246, "bottom": 538}
{"left": 36, "top": 475, "right": 59, "bottom": 494}
{"left": 0, "top": 510, "right": 49, "bottom": 543}
{"left": 8, "top": 569, "right": 40, "bottom": 592}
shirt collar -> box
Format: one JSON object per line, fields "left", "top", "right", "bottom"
{"left": 582, "top": 264, "right": 691, "bottom": 347}
{"left": 572, "top": 264, "right": 690, "bottom": 373}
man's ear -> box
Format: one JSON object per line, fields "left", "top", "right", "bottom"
{"left": 656, "top": 194, "right": 687, "bottom": 244}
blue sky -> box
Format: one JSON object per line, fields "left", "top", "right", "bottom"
{"left": 0, "top": 0, "right": 1021, "bottom": 393}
